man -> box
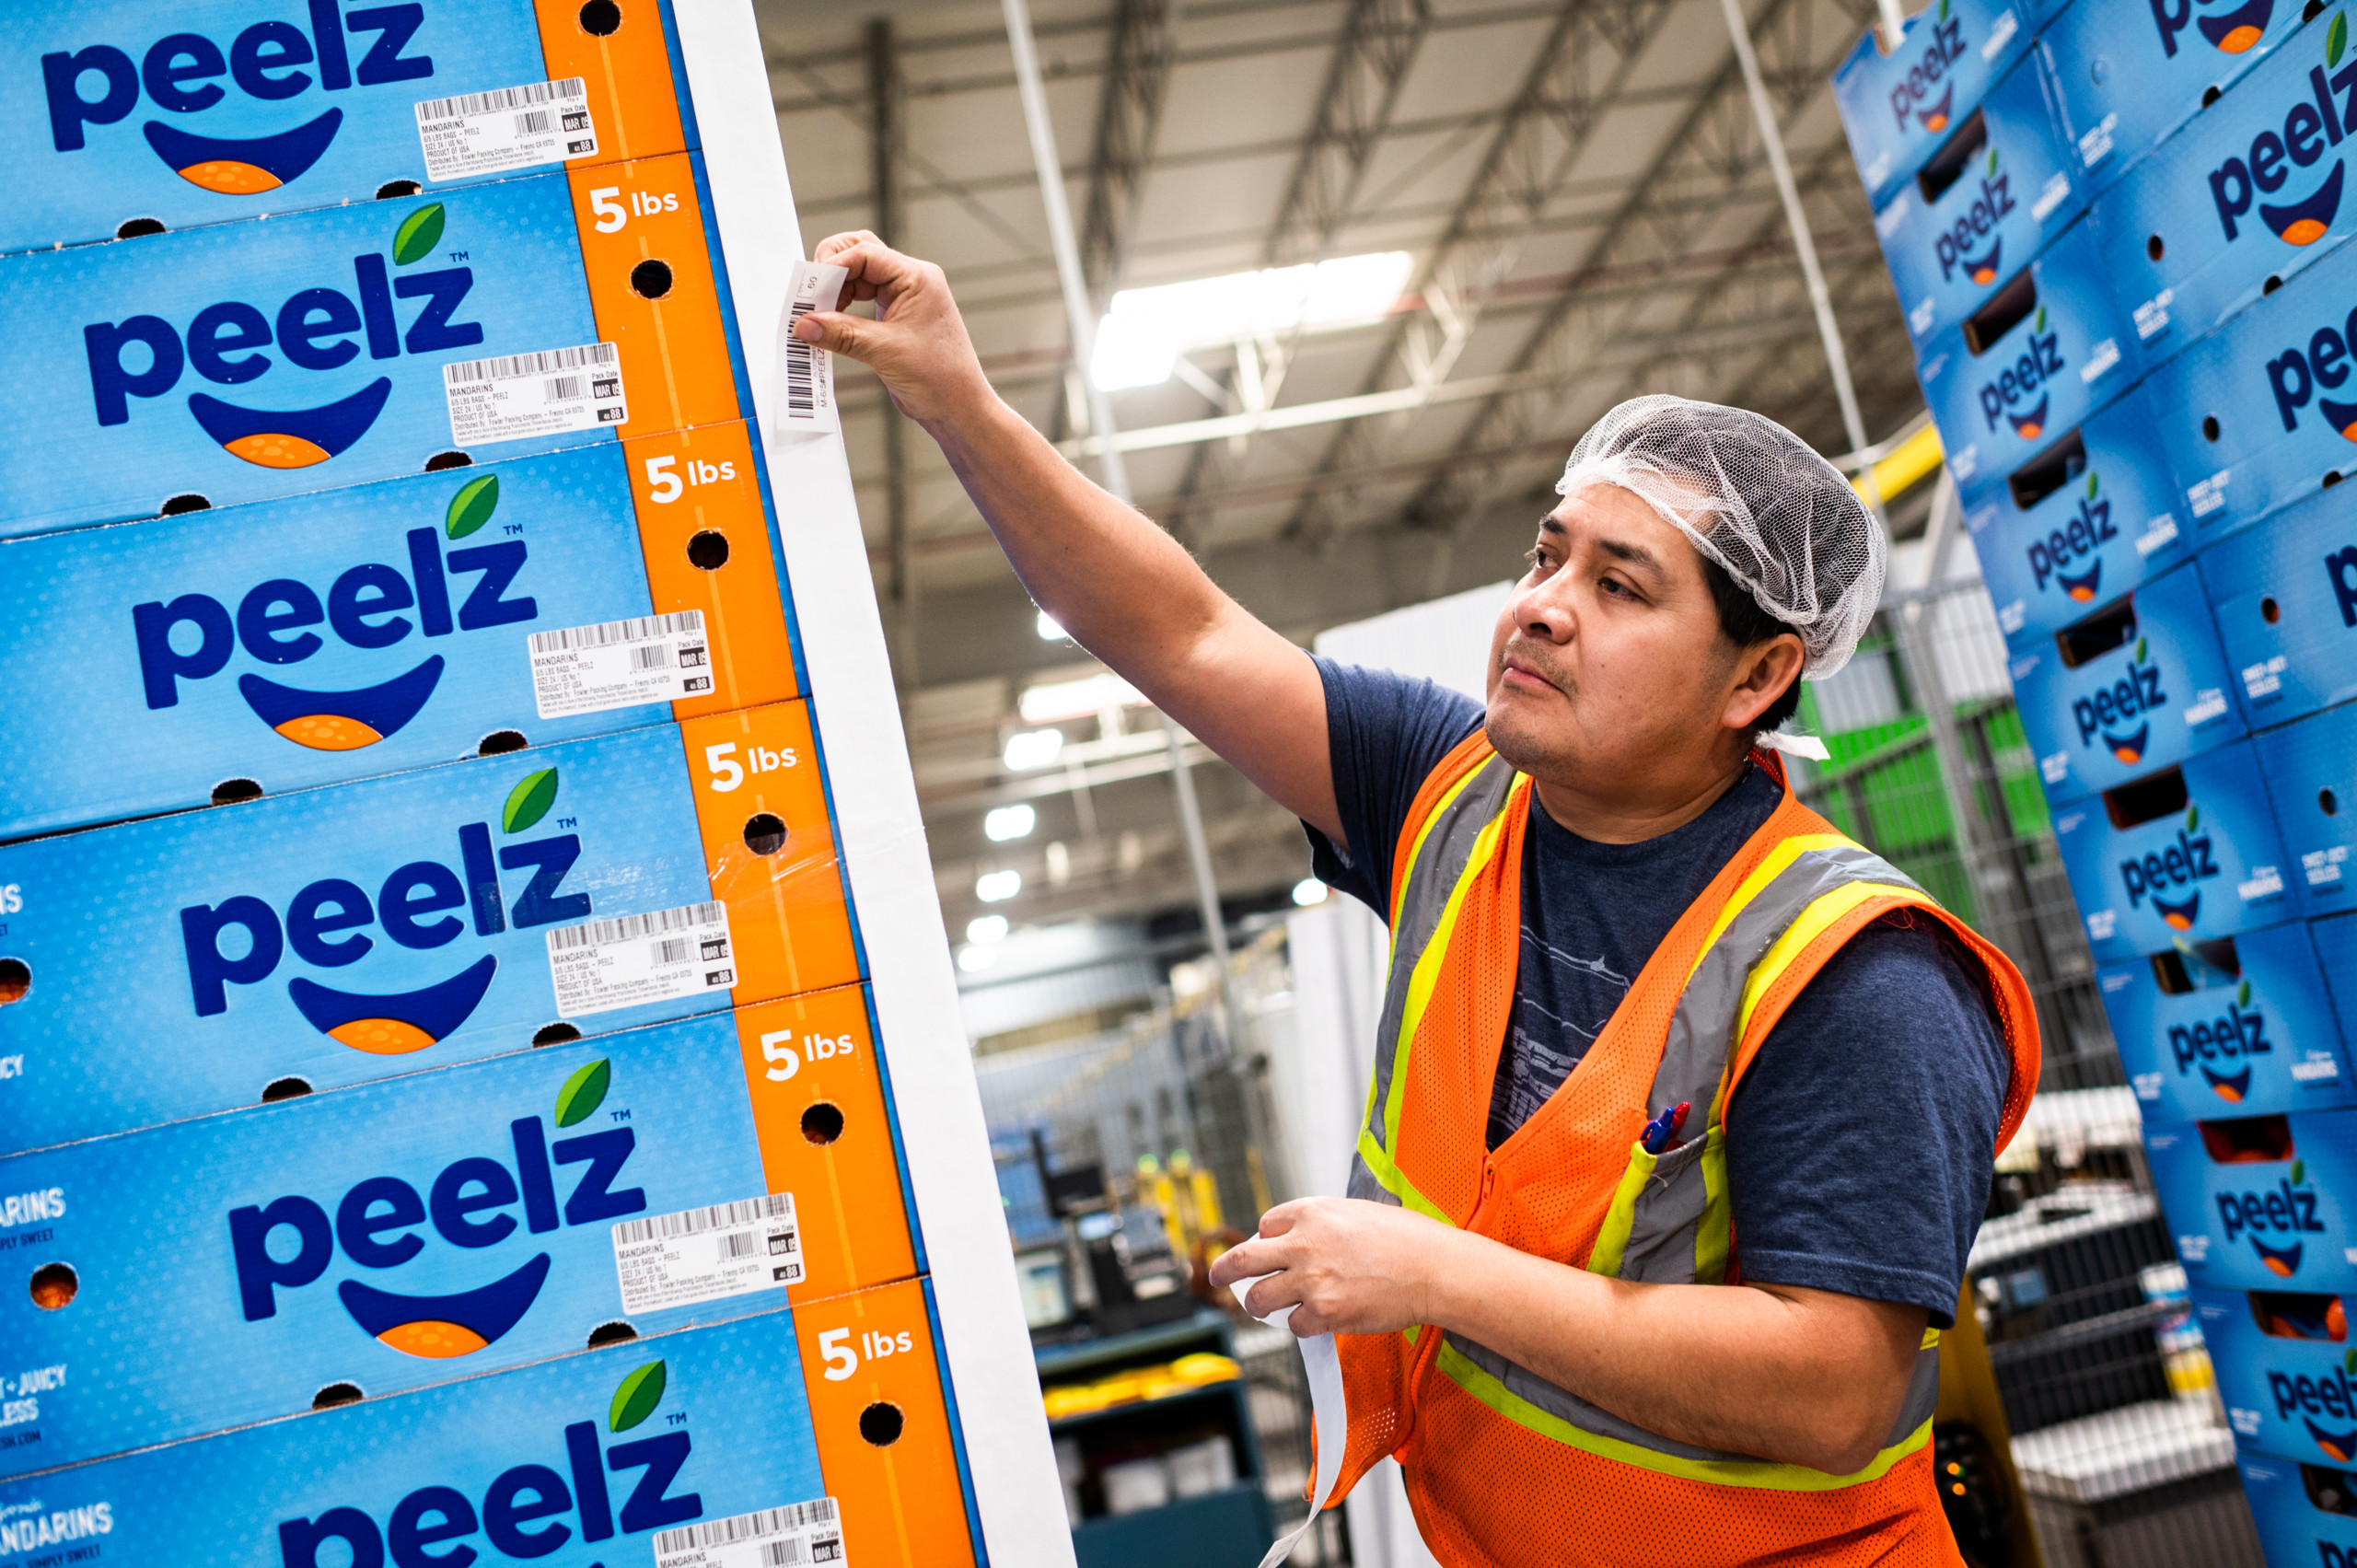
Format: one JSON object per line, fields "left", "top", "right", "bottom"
{"left": 792, "top": 234, "right": 2036, "bottom": 1567}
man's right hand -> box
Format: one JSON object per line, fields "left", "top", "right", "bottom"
{"left": 792, "top": 232, "right": 996, "bottom": 432}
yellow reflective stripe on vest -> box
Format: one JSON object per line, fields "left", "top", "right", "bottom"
{"left": 1682, "top": 833, "right": 1861, "bottom": 988}
{"left": 1433, "top": 1339, "right": 1937, "bottom": 1493}
{"left": 1356, "top": 1128, "right": 1452, "bottom": 1223}
{"left": 1732, "top": 879, "right": 1939, "bottom": 1047}
{"left": 1387, "top": 757, "right": 1494, "bottom": 931}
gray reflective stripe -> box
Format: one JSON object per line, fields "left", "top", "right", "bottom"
{"left": 1361, "top": 753, "right": 1521, "bottom": 1158}
{"left": 1446, "top": 1330, "right": 1943, "bottom": 1467}
{"left": 1348, "top": 1152, "right": 1403, "bottom": 1206}
{"left": 1610, "top": 1132, "right": 1712, "bottom": 1285}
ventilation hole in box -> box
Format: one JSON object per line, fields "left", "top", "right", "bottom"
{"left": 377, "top": 180, "right": 424, "bottom": 200}
{"left": 588, "top": 1320, "right": 639, "bottom": 1348}
{"left": 630, "top": 259, "right": 674, "bottom": 300}
{"left": 687, "top": 529, "right": 730, "bottom": 570}
{"left": 580, "top": 0, "right": 622, "bottom": 34}
{"left": 2329, "top": 471, "right": 2346, "bottom": 489}
{"left": 262, "top": 1076, "right": 313, "bottom": 1103}
{"left": 744, "top": 812, "right": 788, "bottom": 855}
{"left": 160, "top": 493, "right": 212, "bottom": 516}
{"left": 312, "top": 1383, "right": 364, "bottom": 1411}
{"left": 2203, "top": 415, "right": 2222, "bottom": 441}
{"left": 29, "top": 1263, "right": 75, "bottom": 1311}
{"left": 2266, "top": 274, "right": 2285, "bottom": 295}
{"left": 2308, "top": 0, "right": 2328, "bottom": 20}
{"left": 479, "top": 730, "right": 528, "bottom": 757}
{"left": 212, "top": 777, "right": 264, "bottom": 806}
{"left": 802, "top": 1102, "right": 845, "bottom": 1146}
{"left": 2264, "top": 597, "right": 2282, "bottom": 623}
{"left": 2204, "top": 83, "right": 2224, "bottom": 106}
{"left": 116, "top": 217, "right": 166, "bottom": 239}
{"left": 859, "top": 1402, "right": 905, "bottom": 1446}
{"left": 2147, "top": 235, "right": 2165, "bottom": 261}
{"left": 425, "top": 449, "right": 474, "bottom": 472}
{"left": 2325, "top": 788, "right": 2341, "bottom": 818}
{"left": 534, "top": 1022, "right": 584, "bottom": 1048}
{"left": 0, "top": 958, "right": 27, "bottom": 1006}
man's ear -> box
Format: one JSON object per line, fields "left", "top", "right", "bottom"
{"left": 1721, "top": 633, "right": 1806, "bottom": 731}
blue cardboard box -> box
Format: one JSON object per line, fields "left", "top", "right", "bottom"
{"left": 0, "top": 421, "right": 802, "bottom": 841}
{"left": 2318, "top": 912, "right": 2357, "bottom": 1042}
{"left": 1876, "top": 52, "right": 2083, "bottom": 351}
{"left": 2200, "top": 1284, "right": 2357, "bottom": 1460}
{"left": 0, "top": 152, "right": 750, "bottom": 538}
{"left": 1967, "top": 382, "right": 2195, "bottom": 646}
{"left": 1833, "top": 0, "right": 2054, "bottom": 209}
{"left": 2101, "top": 919, "right": 2353, "bottom": 1119}
{"left": 2139, "top": 219, "right": 2357, "bottom": 532}
{"left": 2007, "top": 554, "right": 2243, "bottom": 799}
{"left": 2040, "top": 0, "right": 2316, "bottom": 198}
{"left": 0, "top": 991, "right": 919, "bottom": 1478}
{"left": 2200, "top": 479, "right": 2357, "bottom": 726}
{"left": 0, "top": 1295, "right": 982, "bottom": 1568}
{"left": 0, "top": 700, "right": 860, "bottom": 1156}
{"left": 2052, "top": 738, "right": 2293, "bottom": 958}
{"left": 1918, "top": 216, "right": 2142, "bottom": 489}
{"left": 2257, "top": 700, "right": 2357, "bottom": 916}
{"left": 2089, "top": 5, "right": 2357, "bottom": 364}
{"left": 2238, "top": 1452, "right": 2357, "bottom": 1564}
{"left": 0, "top": 0, "right": 700, "bottom": 253}
{"left": 2145, "top": 1108, "right": 2357, "bottom": 1290}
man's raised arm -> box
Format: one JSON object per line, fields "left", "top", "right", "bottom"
{"left": 792, "top": 232, "right": 1342, "bottom": 842}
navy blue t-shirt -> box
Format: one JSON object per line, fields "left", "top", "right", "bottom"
{"left": 1307, "top": 656, "right": 2010, "bottom": 1325}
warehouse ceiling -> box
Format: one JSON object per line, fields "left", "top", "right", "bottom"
{"left": 755, "top": 0, "right": 1930, "bottom": 948}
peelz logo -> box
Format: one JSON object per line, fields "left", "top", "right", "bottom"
{"left": 1889, "top": 0, "right": 1968, "bottom": 134}
{"left": 2173, "top": 980, "right": 2273, "bottom": 1102}
{"left": 2152, "top": 0, "right": 2278, "bottom": 55}
{"left": 2270, "top": 1347, "right": 2357, "bottom": 1459}
{"left": 2219, "top": 1154, "right": 2326, "bottom": 1276}
{"left": 2119, "top": 804, "right": 2220, "bottom": 929}
{"left": 274, "top": 1358, "right": 702, "bottom": 1567}
{"left": 40, "top": 2, "right": 432, "bottom": 193}
{"left": 2073, "top": 633, "right": 2167, "bottom": 764}
{"left": 2030, "top": 470, "right": 2113, "bottom": 604}
{"left": 230, "top": 1057, "right": 636, "bottom": 1356}
{"left": 132, "top": 475, "right": 526, "bottom": 751}
{"left": 1978, "top": 304, "right": 2061, "bottom": 438}
{"left": 178, "top": 764, "right": 586, "bottom": 1051}
{"left": 82, "top": 200, "right": 478, "bottom": 468}
{"left": 1935, "top": 146, "right": 2013, "bottom": 285}
{"left": 2207, "top": 14, "right": 2356, "bottom": 248}
{"left": 2265, "top": 296, "right": 2357, "bottom": 439}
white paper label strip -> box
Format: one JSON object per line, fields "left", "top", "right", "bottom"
{"left": 528, "top": 609, "right": 714, "bottom": 719}
{"left": 652, "top": 1497, "right": 843, "bottom": 1568}
{"left": 613, "top": 1191, "right": 802, "bottom": 1315}
{"left": 415, "top": 77, "right": 596, "bottom": 180}
{"left": 444, "top": 342, "right": 627, "bottom": 445}
{"left": 1229, "top": 1277, "right": 1346, "bottom": 1568}
{"left": 546, "top": 900, "right": 733, "bottom": 1018}
{"left": 773, "top": 260, "right": 847, "bottom": 437}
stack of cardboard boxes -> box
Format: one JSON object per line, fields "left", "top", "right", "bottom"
{"left": 0, "top": 5, "right": 1004, "bottom": 1565}
{"left": 1840, "top": 0, "right": 2357, "bottom": 1555}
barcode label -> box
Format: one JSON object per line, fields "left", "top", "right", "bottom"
{"left": 654, "top": 1500, "right": 840, "bottom": 1564}
{"left": 415, "top": 76, "right": 596, "bottom": 180}
{"left": 772, "top": 261, "right": 844, "bottom": 436}
{"left": 615, "top": 1191, "right": 802, "bottom": 1314}
{"left": 546, "top": 900, "right": 733, "bottom": 1018}
{"left": 528, "top": 609, "right": 711, "bottom": 719}
{"left": 444, "top": 342, "right": 625, "bottom": 445}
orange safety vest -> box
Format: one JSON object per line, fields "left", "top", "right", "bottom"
{"left": 1334, "top": 732, "right": 2039, "bottom": 1568}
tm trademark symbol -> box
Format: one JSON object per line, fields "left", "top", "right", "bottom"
{"left": 557, "top": 817, "right": 577, "bottom": 829}
{"left": 447, "top": 250, "right": 470, "bottom": 262}
{"left": 668, "top": 1411, "right": 689, "bottom": 1426}
{"left": 610, "top": 1107, "right": 633, "bottom": 1121}
{"left": 504, "top": 522, "right": 526, "bottom": 535}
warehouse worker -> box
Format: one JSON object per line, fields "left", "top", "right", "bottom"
{"left": 794, "top": 235, "right": 2037, "bottom": 1568}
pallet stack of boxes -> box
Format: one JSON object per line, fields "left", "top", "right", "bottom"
{"left": 0, "top": 5, "right": 988, "bottom": 1565}
{"left": 1840, "top": 0, "right": 2357, "bottom": 1555}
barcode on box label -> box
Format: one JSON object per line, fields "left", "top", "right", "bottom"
{"left": 546, "top": 900, "right": 732, "bottom": 1018}
{"left": 416, "top": 76, "right": 595, "bottom": 180}
{"left": 772, "top": 261, "right": 844, "bottom": 437}
{"left": 528, "top": 610, "right": 711, "bottom": 719}
{"left": 615, "top": 1191, "right": 803, "bottom": 1315}
{"left": 445, "top": 342, "right": 624, "bottom": 446}
{"left": 653, "top": 1500, "right": 842, "bottom": 1568}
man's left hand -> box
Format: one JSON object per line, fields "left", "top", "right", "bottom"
{"left": 1207, "top": 1197, "right": 1459, "bottom": 1337}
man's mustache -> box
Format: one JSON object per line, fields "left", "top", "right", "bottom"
{"left": 1499, "top": 639, "right": 1571, "bottom": 694}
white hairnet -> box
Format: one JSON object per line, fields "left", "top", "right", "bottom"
{"left": 1554, "top": 394, "right": 1885, "bottom": 680}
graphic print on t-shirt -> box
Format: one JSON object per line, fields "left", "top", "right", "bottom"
{"left": 1493, "top": 927, "right": 1629, "bottom": 1139}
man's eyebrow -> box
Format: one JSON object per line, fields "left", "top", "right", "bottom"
{"left": 1535, "top": 516, "right": 1565, "bottom": 537}
{"left": 1595, "top": 536, "right": 1665, "bottom": 575}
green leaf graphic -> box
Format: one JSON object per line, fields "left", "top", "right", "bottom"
{"left": 610, "top": 1361, "right": 668, "bottom": 1433}
{"left": 2134, "top": 636, "right": 2148, "bottom": 663}
{"left": 2034, "top": 304, "right": 2049, "bottom": 333}
{"left": 2187, "top": 805, "right": 2201, "bottom": 832}
{"left": 2088, "top": 471, "right": 2100, "bottom": 498}
{"left": 555, "top": 1059, "right": 611, "bottom": 1128}
{"left": 1988, "top": 146, "right": 2000, "bottom": 177}
{"left": 2239, "top": 980, "right": 2254, "bottom": 1007}
{"left": 1939, "top": 0, "right": 1950, "bottom": 18}
{"left": 393, "top": 203, "right": 447, "bottom": 266}
{"left": 2294, "top": 1159, "right": 2308, "bottom": 1186}
{"left": 2344, "top": 1347, "right": 2355, "bottom": 1374}
{"left": 503, "top": 768, "right": 560, "bottom": 834}
{"left": 446, "top": 474, "right": 500, "bottom": 540}
{"left": 2331, "top": 11, "right": 2348, "bottom": 66}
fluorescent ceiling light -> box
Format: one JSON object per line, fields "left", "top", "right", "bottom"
{"left": 957, "top": 944, "right": 997, "bottom": 972}
{"left": 1090, "top": 251, "right": 1414, "bottom": 391}
{"left": 1003, "top": 728, "right": 1065, "bottom": 770}
{"left": 976, "top": 869, "right": 1023, "bottom": 903}
{"left": 1019, "top": 672, "right": 1143, "bottom": 724}
{"left": 984, "top": 804, "right": 1037, "bottom": 842}
{"left": 1292, "top": 877, "right": 1329, "bottom": 907}
{"left": 966, "top": 914, "right": 1010, "bottom": 945}
{"left": 1036, "top": 610, "right": 1066, "bottom": 641}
